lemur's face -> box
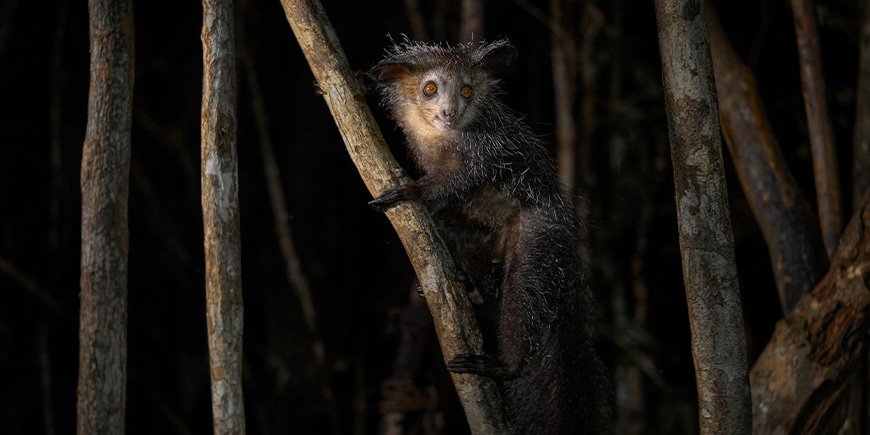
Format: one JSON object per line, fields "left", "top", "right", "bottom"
{"left": 414, "top": 68, "right": 478, "bottom": 132}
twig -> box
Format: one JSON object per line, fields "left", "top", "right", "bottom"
{"left": 790, "top": 0, "right": 842, "bottom": 259}
{"left": 278, "top": 0, "right": 511, "bottom": 433}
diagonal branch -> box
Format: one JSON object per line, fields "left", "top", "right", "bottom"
{"left": 706, "top": 3, "right": 827, "bottom": 313}
{"left": 277, "top": 0, "right": 511, "bottom": 433}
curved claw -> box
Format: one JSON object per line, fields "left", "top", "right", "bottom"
{"left": 368, "top": 187, "right": 407, "bottom": 212}
{"left": 447, "top": 353, "right": 517, "bottom": 380}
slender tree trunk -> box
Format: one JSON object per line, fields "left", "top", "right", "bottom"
{"left": 791, "top": 0, "right": 842, "bottom": 259}
{"left": 854, "top": 0, "right": 870, "bottom": 206}
{"left": 77, "top": 0, "right": 133, "bottom": 434}
{"left": 706, "top": 3, "right": 827, "bottom": 313}
{"left": 550, "top": 0, "right": 577, "bottom": 192}
{"left": 460, "top": 0, "right": 484, "bottom": 42}
{"left": 201, "top": 0, "right": 245, "bottom": 433}
{"left": 278, "top": 0, "right": 511, "bottom": 433}
{"left": 654, "top": 0, "right": 751, "bottom": 433}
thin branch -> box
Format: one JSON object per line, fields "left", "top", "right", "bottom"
{"left": 550, "top": 0, "right": 577, "bottom": 191}
{"left": 402, "top": 0, "right": 429, "bottom": 41}
{"left": 791, "top": 0, "right": 842, "bottom": 259}
{"left": 654, "top": 0, "right": 751, "bottom": 433}
{"left": 706, "top": 2, "right": 827, "bottom": 313}
{"left": 460, "top": 0, "right": 485, "bottom": 42}
{"left": 0, "top": 256, "right": 68, "bottom": 319}
{"left": 577, "top": 3, "right": 603, "bottom": 190}
{"left": 278, "top": 0, "right": 511, "bottom": 433}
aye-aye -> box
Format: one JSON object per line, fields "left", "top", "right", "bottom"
{"left": 369, "top": 38, "right": 610, "bottom": 434}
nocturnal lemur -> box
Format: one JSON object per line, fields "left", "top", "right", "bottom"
{"left": 369, "top": 38, "right": 610, "bottom": 434}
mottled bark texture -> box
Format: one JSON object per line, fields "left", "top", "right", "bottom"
{"left": 706, "top": 4, "right": 827, "bottom": 313}
{"left": 201, "top": 0, "right": 245, "bottom": 433}
{"left": 77, "top": 0, "right": 133, "bottom": 433}
{"left": 791, "top": 0, "right": 842, "bottom": 260}
{"left": 278, "top": 1, "right": 512, "bottom": 433}
{"left": 653, "top": 0, "right": 751, "bottom": 433}
{"left": 750, "top": 192, "right": 870, "bottom": 434}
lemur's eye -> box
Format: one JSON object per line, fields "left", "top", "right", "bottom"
{"left": 422, "top": 82, "right": 438, "bottom": 96}
{"left": 460, "top": 85, "right": 473, "bottom": 99}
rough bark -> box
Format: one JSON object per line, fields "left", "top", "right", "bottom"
{"left": 750, "top": 192, "right": 870, "bottom": 434}
{"left": 791, "top": 0, "right": 842, "bottom": 259}
{"left": 706, "top": 3, "right": 827, "bottom": 313}
{"left": 278, "top": 1, "right": 511, "bottom": 433}
{"left": 77, "top": 1, "right": 133, "bottom": 434}
{"left": 201, "top": 0, "right": 245, "bottom": 433}
{"left": 854, "top": 0, "right": 870, "bottom": 208}
{"left": 653, "top": 0, "right": 752, "bottom": 433}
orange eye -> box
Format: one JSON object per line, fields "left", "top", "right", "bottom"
{"left": 423, "top": 82, "right": 438, "bottom": 96}
{"left": 460, "top": 85, "right": 473, "bottom": 99}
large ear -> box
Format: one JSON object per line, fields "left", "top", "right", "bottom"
{"left": 476, "top": 40, "right": 517, "bottom": 77}
{"left": 368, "top": 63, "right": 411, "bottom": 83}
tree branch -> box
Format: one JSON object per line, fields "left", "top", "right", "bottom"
{"left": 791, "top": 0, "right": 842, "bottom": 259}
{"left": 654, "top": 0, "right": 751, "bottom": 432}
{"left": 706, "top": 3, "right": 827, "bottom": 313}
{"left": 750, "top": 192, "right": 870, "bottom": 434}
{"left": 277, "top": 0, "right": 511, "bottom": 433}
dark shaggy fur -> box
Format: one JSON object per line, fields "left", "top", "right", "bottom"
{"left": 369, "top": 37, "right": 610, "bottom": 434}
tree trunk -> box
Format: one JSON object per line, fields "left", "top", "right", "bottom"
{"left": 201, "top": 0, "right": 245, "bottom": 433}
{"left": 278, "top": 0, "right": 512, "bottom": 433}
{"left": 750, "top": 192, "right": 870, "bottom": 434}
{"left": 77, "top": 0, "right": 133, "bottom": 434}
{"left": 654, "top": 0, "right": 751, "bottom": 433}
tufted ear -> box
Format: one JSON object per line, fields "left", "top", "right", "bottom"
{"left": 475, "top": 40, "right": 517, "bottom": 77}
{"left": 368, "top": 63, "right": 411, "bottom": 83}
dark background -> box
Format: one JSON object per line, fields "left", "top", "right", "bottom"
{"left": 0, "top": 0, "right": 862, "bottom": 433}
